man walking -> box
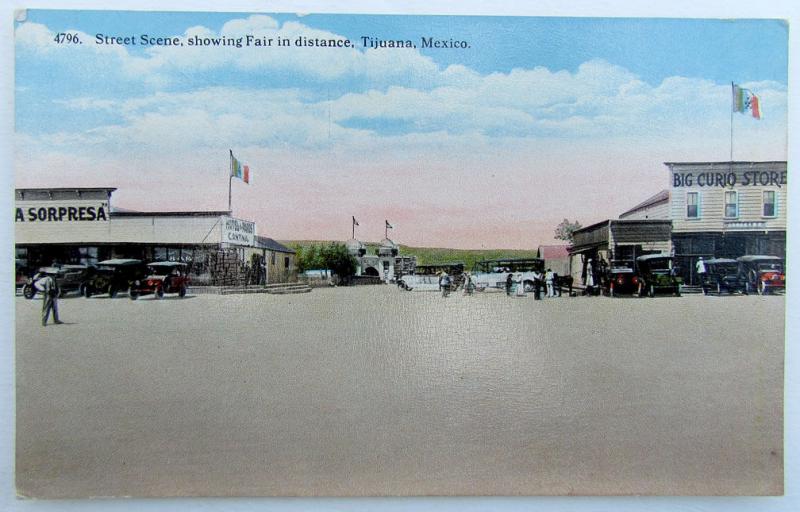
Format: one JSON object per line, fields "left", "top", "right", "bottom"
{"left": 36, "top": 273, "right": 63, "bottom": 326}
{"left": 545, "top": 268, "right": 555, "bottom": 298}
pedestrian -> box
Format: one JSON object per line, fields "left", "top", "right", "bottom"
{"left": 553, "top": 271, "right": 561, "bottom": 296}
{"left": 545, "top": 268, "right": 555, "bottom": 297}
{"left": 463, "top": 272, "right": 475, "bottom": 296}
{"left": 506, "top": 273, "right": 514, "bottom": 296}
{"left": 585, "top": 258, "right": 596, "bottom": 295}
{"left": 515, "top": 273, "right": 526, "bottom": 297}
{"left": 440, "top": 271, "right": 451, "bottom": 298}
{"left": 696, "top": 256, "right": 707, "bottom": 285}
{"left": 36, "top": 272, "right": 63, "bottom": 326}
{"left": 532, "top": 268, "right": 543, "bottom": 300}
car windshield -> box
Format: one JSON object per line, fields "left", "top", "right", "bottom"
{"left": 148, "top": 265, "right": 173, "bottom": 275}
{"left": 756, "top": 262, "right": 783, "bottom": 273}
{"left": 644, "top": 259, "right": 672, "bottom": 272}
{"left": 713, "top": 263, "right": 738, "bottom": 274}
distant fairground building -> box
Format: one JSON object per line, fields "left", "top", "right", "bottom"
{"left": 346, "top": 237, "right": 416, "bottom": 283}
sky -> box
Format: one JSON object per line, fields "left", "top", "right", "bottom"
{"left": 14, "top": 9, "right": 789, "bottom": 249}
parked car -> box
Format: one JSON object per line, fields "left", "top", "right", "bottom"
{"left": 129, "top": 261, "right": 190, "bottom": 299}
{"left": 83, "top": 259, "right": 148, "bottom": 298}
{"left": 22, "top": 264, "right": 93, "bottom": 299}
{"left": 635, "top": 254, "right": 682, "bottom": 297}
{"left": 737, "top": 255, "right": 785, "bottom": 295}
{"left": 398, "top": 263, "right": 464, "bottom": 291}
{"left": 15, "top": 259, "right": 30, "bottom": 293}
{"left": 701, "top": 258, "right": 747, "bottom": 295}
{"left": 601, "top": 260, "right": 639, "bottom": 297}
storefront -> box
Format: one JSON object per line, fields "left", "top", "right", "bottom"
{"left": 667, "top": 161, "right": 787, "bottom": 285}
{"left": 15, "top": 187, "right": 296, "bottom": 285}
{"left": 568, "top": 219, "right": 673, "bottom": 287}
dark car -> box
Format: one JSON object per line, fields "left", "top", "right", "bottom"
{"left": 129, "top": 261, "right": 190, "bottom": 299}
{"left": 22, "top": 264, "right": 92, "bottom": 299}
{"left": 601, "top": 260, "right": 639, "bottom": 297}
{"left": 701, "top": 258, "right": 747, "bottom": 295}
{"left": 83, "top": 259, "right": 148, "bottom": 298}
{"left": 737, "top": 255, "right": 785, "bottom": 295}
{"left": 635, "top": 254, "right": 682, "bottom": 297}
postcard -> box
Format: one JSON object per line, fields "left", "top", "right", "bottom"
{"left": 12, "top": 6, "right": 788, "bottom": 498}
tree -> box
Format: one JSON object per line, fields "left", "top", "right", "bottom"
{"left": 554, "top": 219, "right": 582, "bottom": 244}
{"left": 321, "top": 242, "right": 358, "bottom": 283}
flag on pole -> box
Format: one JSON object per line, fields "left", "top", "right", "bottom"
{"left": 385, "top": 220, "right": 393, "bottom": 229}
{"left": 732, "top": 84, "right": 762, "bottom": 120}
{"left": 353, "top": 216, "right": 359, "bottom": 226}
{"left": 230, "top": 150, "right": 250, "bottom": 183}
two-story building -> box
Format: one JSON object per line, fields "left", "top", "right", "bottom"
{"left": 667, "top": 161, "right": 787, "bottom": 284}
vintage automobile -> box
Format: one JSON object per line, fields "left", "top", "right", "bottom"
{"left": 601, "top": 260, "right": 639, "bottom": 297}
{"left": 129, "top": 261, "right": 190, "bottom": 299}
{"left": 83, "top": 259, "right": 148, "bottom": 298}
{"left": 22, "top": 264, "right": 93, "bottom": 299}
{"left": 635, "top": 254, "right": 682, "bottom": 297}
{"left": 700, "top": 258, "right": 748, "bottom": 295}
{"left": 737, "top": 255, "right": 785, "bottom": 295}
{"left": 15, "top": 259, "right": 30, "bottom": 294}
{"left": 397, "top": 263, "right": 464, "bottom": 291}
{"left": 471, "top": 258, "right": 545, "bottom": 292}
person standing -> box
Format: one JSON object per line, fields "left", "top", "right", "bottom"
{"left": 36, "top": 273, "right": 63, "bottom": 326}
{"left": 440, "top": 271, "right": 451, "bottom": 298}
{"left": 506, "top": 273, "right": 514, "bottom": 296}
{"left": 463, "top": 272, "right": 475, "bottom": 296}
{"left": 695, "top": 256, "right": 707, "bottom": 286}
{"left": 532, "top": 268, "right": 543, "bottom": 300}
{"left": 545, "top": 268, "right": 555, "bottom": 298}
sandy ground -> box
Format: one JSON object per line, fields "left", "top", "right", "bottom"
{"left": 15, "top": 286, "right": 784, "bottom": 497}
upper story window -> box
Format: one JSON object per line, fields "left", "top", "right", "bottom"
{"left": 686, "top": 192, "right": 699, "bottom": 219}
{"left": 724, "top": 190, "right": 738, "bottom": 218}
{"left": 763, "top": 190, "right": 776, "bottom": 217}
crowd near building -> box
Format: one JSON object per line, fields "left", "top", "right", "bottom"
{"left": 569, "top": 160, "right": 787, "bottom": 286}
{"left": 14, "top": 187, "right": 296, "bottom": 286}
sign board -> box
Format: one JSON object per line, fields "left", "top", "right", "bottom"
{"left": 15, "top": 200, "right": 110, "bottom": 223}
{"left": 221, "top": 215, "right": 256, "bottom": 246}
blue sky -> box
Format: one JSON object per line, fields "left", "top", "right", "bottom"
{"left": 14, "top": 9, "right": 789, "bottom": 247}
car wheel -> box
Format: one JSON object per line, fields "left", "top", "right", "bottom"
{"left": 22, "top": 284, "right": 36, "bottom": 300}
{"left": 523, "top": 280, "right": 535, "bottom": 293}
{"left": 179, "top": 285, "right": 187, "bottom": 298}
{"left": 108, "top": 285, "right": 117, "bottom": 299}
{"left": 128, "top": 286, "right": 138, "bottom": 300}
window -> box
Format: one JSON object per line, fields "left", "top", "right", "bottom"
{"left": 686, "top": 192, "right": 699, "bottom": 218}
{"left": 284, "top": 256, "right": 290, "bottom": 269}
{"left": 724, "top": 191, "right": 738, "bottom": 218}
{"left": 763, "top": 190, "right": 776, "bottom": 217}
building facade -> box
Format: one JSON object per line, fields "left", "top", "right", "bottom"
{"left": 667, "top": 161, "right": 787, "bottom": 284}
{"left": 15, "top": 187, "right": 296, "bottom": 285}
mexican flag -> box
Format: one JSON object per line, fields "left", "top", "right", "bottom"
{"left": 732, "top": 83, "right": 761, "bottom": 120}
{"left": 230, "top": 150, "right": 250, "bottom": 183}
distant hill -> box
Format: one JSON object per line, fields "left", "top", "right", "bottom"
{"left": 282, "top": 240, "right": 542, "bottom": 270}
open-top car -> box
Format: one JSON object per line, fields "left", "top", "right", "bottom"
{"left": 129, "top": 261, "right": 190, "bottom": 299}
{"left": 22, "top": 264, "right": 93, "bottom": 299}
{"left": 397, "top": 263, "right": 464, "bottom": 291}
{"left": 471, "top": 258, "right": 545, "bottom": 292}
{"left": 601, "top": 259, "right": 639, "bottom": 297}
{"left": 701, "top": 258, "right": 747, "bottom": 295}
{"left": 737, "top": 255, "right": 785, "bottom": 295}
{"left": 83, "top": 259, "right": 148, "bottom": 298}
{"left": 635, "top": 254, "right": 682, "bottom": 297}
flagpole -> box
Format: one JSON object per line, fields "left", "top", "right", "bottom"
{"left": 228, "top": 149, "right": 233, "bottom": 213}
{"left": 730, "top": 82, "right": 734, "bottom": 162}
{"left": 352, "top": 217, "right": 355, "bottom": 239}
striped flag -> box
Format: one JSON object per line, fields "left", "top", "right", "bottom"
{"left": 385, "top": 220, "right": 393, "bottom": 229}
{"left": 353, "top": 216, "right": 359, "bottom": 226}
{"left": 230, "top": 150, "right": 250, "bottom": 183}
{"left": 732, "top": 84, "right": 761, "bottom": 120}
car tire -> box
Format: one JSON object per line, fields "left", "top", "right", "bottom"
{"left": 129, "top": 286, "right": 138, "bottom": 300}
{"left": 523, "top": 280, "right": 535, "bottom": 293}
{"left": 179, "top": 285, "right": 187, "bottom": 298}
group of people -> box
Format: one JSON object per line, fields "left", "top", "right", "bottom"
{"left": 437, "top": 271, "right": 476, "bottom": 297}
{"left": 505, "top": 268, "right": 561, "bottom": 299}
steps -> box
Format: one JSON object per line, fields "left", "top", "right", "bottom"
{"left": 187, "top": 283, "right": 312, "bottom": 295}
